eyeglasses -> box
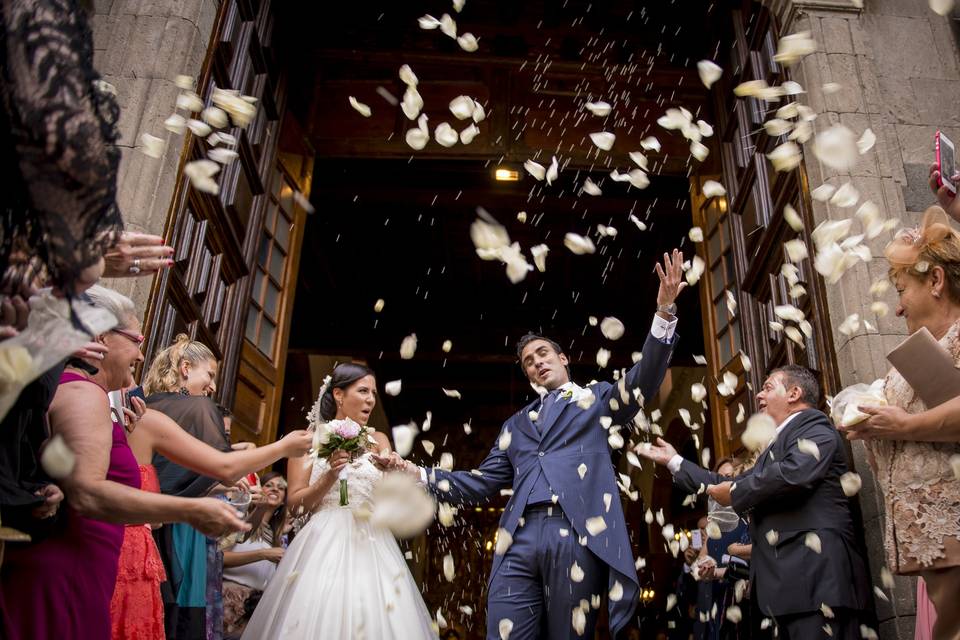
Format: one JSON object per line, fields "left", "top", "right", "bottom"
{"left": 111, "top": 328, "right": 145, "bottom": 345}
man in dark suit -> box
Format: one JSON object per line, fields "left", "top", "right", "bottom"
{"left": 638, "top": 365, "right": 871, "bottom": 639}
{"left": 380, "top": 250, "right": 686, "bottom": 639}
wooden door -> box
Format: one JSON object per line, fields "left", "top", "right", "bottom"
{"left": 141, "top": 0, "right": 310, "bottom": 447}
{"left": 692, "top": 1, "right": 841, "bottom": 458}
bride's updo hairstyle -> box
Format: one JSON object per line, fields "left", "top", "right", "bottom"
{"left": 319, "top": 362, "right": 376, "bottom": 421}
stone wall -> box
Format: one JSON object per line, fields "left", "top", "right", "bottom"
{"left": 90, "top": 0, "right": 219, "bottom": 314}
{"left": 781, "top": 1, "right": 960, "bottom": 637}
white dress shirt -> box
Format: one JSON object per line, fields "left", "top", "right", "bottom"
{"left": 666, "top": 410, "right": 803, "bottom": 475}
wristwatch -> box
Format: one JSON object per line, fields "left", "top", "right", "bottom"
{"left": 657, "top": 303, "right": 677, "bottom": 316}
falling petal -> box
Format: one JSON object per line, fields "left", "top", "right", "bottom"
{"left": 703, "top": 180, "right": 726, "bottom": 198}
{"left": 629, "top": 215, "right": 647, "bottom": 231}
{"left": 139, "top": 133, "right": 165, "bottom": 158}
{"left": 400, "top": 333, "right": 418, "bottom": 359}
{"left": 202, "top": 105, "right": 229, "bottom": 128}
{"left": 685, "top": 255, "right": 706, "bottom": 286}
{"left": 174, "top": 74, "right": 195, "bottom": 90}
{"left": 690, "top": 140, "right": 709, "bottom": 161}
{"left": 734, "top": 79, "right": 769, "bottom": 97}
{"left": 570, "top": 561, "right": 585, "bottom": 582}
{"left": 697, "top": 60, "right": 723, "bottom": 88}
{"left": 689, "top": 227, "right": 704, "bottom": 243}
{"left": 811, "top": 219, "right": 853, "bottom": 250}
{"left": 600, "top": 317, "right": 625, "bottom": 340}
{"left": 589, "top": 131, "right": 616, "bottom": 151}
{"left": 691, "top": 383, "right": 707, "bottom": 403}
{"left": 582, "top": 178, "right": 602, "bottom": 196}
{"left": 399, "top": 64, "right": 418, "bottom": 86}
{"left": 529, "top": 244, "right": 549, "bottom": 272}
{"left": 742, "top": 413, "right": 777, "bottom": 452}
{"left": 572, "top": 607, "right": 586, "bottom": 635}
{"left": 40, "top": 434, "right": 75, "bottom": 479}
{"left": 629, "top": 151, "right": 649, "bottom": 170}
{"left": 405, "top": 127, "right": 429, "bottom": 150}
{"left": 164, "top": 113, "right": 187, "bottom": 135}
{"left": 439, "top": 13, "right": 457, "bottom": 38}
{"left": 457, "top": 33, "right": 479, "bottom": 52}
{"left": 609, "top": 581, "right": 624, "bottom": 602}
{"left": 385, "top": 380, "right": 402, "bottom": 396}
{"left": 804, "top": 532, "right": 822, "bottom": 553}
{"left": 577, "top": 463, "right": 588, "bottom": 480}
{"left": 585, "top": 101, "right": 612, "bottom": 117}
{"left": 765, "top": 529, "right": 780, "bottom": 546}
{"left": 434, "top": 122, "right": 459, "bottom": 147}
{"left": 930, "top": 0, "right": 955, "bottom": 15}
{"left": 857, "top": 128, "right": 876, "bottom": 154}
{"left": 797, "top": 438, "right": 821, "bottom": 460}
{"left": 767, "top": 141, "right": 802, "bottom": 171}
{"left": 764, "top": 119, "right": 793, "bottom": 137}
{"left": 773, "top": 31, "right": 817, "bottom": 66}
{"left": 401, "top": 86, "right": 424, "bottom": 120}
{"left": 871, "top": 301, "right": 889, "bottom": 317}
{"left": 495, "top": 529, "right": 513, "bottom": 555}
{"left": 524, "top": 159, "right": 546, "bottom": 181}
{"left": 442, "top": 388, "right": 462, "bottom": 399}
{"left": 472, "top": 102, "right": 486, "bottom": 123}
{"left": 810, "top": 184, "right": 836, "bottom": 202}
{"left": 449, "top": 95, "right": 476, "bottom": 120}
{"left": 839, "top": 472, "right": 862, "bottom": 497}
{"left": 546, "top": 156, "right": 559, "bottom": 185}
{"left": 418, "top": 14, "right": 441, "bottom": 29}
{"left": 596, "top": 348, "right": 611, "bottom": 368}
{"left": 697, "top": 120, "right": 714, "bottom": 138}
{"left": 666, "top": 594, "right": 678, "bottom": 612}
{"left": 208, "top": 148, "right": 238, "bottom": 165}
{"left": 830, "top": 182, "right": 860, "bottom": 208}
{"left": 585, "top": 516, "right": 607, "bottom": 536}
{"left": 784, "top": 239, "right": 809, "bottom": 263}
{"left": 564, "top": 233, "right": 596, "bottom": 255}
{"left": 460, "top": 124, "right": 479, "bottom": 144}
{"left": 813, "top": 124, "right": 858, "bottom": 171}
{"left": 706, "top": 521, "right": 722, "bottom": 540}
{"left": 176, "top": 91, "right": 203, "bottom": 112}
{"left": 640, "top": 136, "right": 661, "bottom": 152}
{"left": 187, "top": 119, "right": 212, "bottom": 137}
{"left": 782, "top": 80, "right": 806, "bottom": 95}
{"left": 783, "top": 204, "right": 804, "bottom": 231}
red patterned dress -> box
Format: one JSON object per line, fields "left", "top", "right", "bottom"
{"left": 109, "top": 464, "right": 166, "bottom": 639}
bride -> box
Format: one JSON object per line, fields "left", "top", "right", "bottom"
{"left": 241, "top": 363, "right": 437, "bottom": 639}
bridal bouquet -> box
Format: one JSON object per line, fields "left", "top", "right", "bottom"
{"left": 311, "top": 417, "right": 374, "bottom": 505}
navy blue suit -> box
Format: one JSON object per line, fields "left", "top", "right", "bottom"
{"left": 429, "top": 330, "right": 676, "bottom": 639}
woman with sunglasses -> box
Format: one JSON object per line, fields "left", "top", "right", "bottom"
{"left": 0, "top": 286, "right": 250, "bottom": 640}
{"left": 109, "top": 332, "right": 312, "bottom": 640}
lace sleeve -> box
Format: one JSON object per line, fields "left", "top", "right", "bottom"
{"left": 0, "top": 0, "right": 122, "bottom": 291}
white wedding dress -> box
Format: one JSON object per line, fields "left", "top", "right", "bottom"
{"left": 241, "top": 452, "right": 437, "bottom": 639}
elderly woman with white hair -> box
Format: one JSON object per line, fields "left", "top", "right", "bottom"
{"left": 0, "top": 285, "right": 248, "bottom": 640}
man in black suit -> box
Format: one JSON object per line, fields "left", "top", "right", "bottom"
{"left": 638, "top": 365, "right": 871, "bottom": 639}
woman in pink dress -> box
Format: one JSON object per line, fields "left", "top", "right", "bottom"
{"left": 0, "top": 286, "right": 247, "bottom": 640}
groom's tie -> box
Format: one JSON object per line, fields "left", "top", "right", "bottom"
{"left": 537, "top": 388, "right": 561, "bottom": 429}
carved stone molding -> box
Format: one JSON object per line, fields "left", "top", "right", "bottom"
{"left": 765, "top": 0, "right": 863, "bottom": 30}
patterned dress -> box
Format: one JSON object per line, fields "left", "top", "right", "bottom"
{"left": 110, "top": 465, "right": 167, "bottom": 640}
{"left": 868, "top": 320, "right": 960, "bottom": 574}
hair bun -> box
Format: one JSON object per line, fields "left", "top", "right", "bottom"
{"left": 318, "top": 388, "right": 337, "bottom": 422}
{"left": 173, "top": 333, "right": 191, "bottom": 345}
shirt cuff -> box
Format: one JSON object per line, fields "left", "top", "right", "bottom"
{"left": 667, "top": 454, "right": 684, "bottom": 475}
{"left": 418, "top": 467, "right": 428, "bottom": 485}
{"left": 651, "top": 314, "right": 678, "bottom": 342}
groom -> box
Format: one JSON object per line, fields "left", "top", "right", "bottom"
{"left": 386, "top": 250, "right": 684, "bottom": 639}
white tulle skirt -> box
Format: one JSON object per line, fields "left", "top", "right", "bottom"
{"left": 240, "top": 505, "right": 437, "bottom": 640}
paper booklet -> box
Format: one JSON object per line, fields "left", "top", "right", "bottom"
{"left": 886, "top": 326, "right": 960, "bottom": 408}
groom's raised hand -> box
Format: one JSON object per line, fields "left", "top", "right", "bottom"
{"left": 655, "top": 248, "right": 687, "bottom": 316}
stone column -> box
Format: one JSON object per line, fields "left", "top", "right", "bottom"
{"left": 90, "top": 0, "right": 219, "bottom": 314}
{"left": 773, "top": 1, "right": 960, "bottom": 638}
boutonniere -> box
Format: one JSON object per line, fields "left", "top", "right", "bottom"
{"left": 560, "top": 389, "right": 574, "bottom": 401}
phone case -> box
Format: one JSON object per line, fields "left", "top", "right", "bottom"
{"left": 936, "top": 131, "right": 957, "bottom": 193}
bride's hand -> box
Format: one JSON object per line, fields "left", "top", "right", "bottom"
{"left": 370, "top": 451, "right": 417, "bottom": 476}
{"left": 323, "top": 450, "right": 351, "bottom": 482}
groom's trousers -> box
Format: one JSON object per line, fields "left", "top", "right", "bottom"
{"left": 486, "top": 505, "right": 607, "bottom": 640}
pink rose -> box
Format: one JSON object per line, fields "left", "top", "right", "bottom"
{"left": 334, "top": 421, "right": 361, "bottom": 439}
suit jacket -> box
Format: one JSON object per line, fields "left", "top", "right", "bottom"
{"left": 429, "top": 330, "right": 677, "bottom": 636}
{"left": 673, "top": 408, "right": 871, "bottom": 617}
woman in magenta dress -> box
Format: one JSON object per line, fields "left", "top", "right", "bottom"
{"left": 0, "top": 286, "right": 247, "bottom": 640}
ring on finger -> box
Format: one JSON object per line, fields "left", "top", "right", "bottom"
{"left": 129, "top": 258, "right": 141, "bottom": 275}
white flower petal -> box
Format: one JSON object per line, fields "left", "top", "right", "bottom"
{"left": 764, "top": 118, "right": 793, "bottom": 137}
{"left": 187, "top": 119, "right": 212, "bottom": 137}
{"left": 40, "top": 433, "right": 75, "bottom": 479}
{"left": 582, "top": 178, "right": 602, "bottom": 196}
{"left": 804, "top": 532, "right": 822, "bottom": 553}
{"left": 685, "top": 255, "right": 706, "bottom": 286}
{"left": 139, "top": 133, "right": 165, "bottom": 159}
{"left": 784, "top": 238, "right": 809, "bottom": 263}
{"left": 797, "top": 438, "right": 821, "bottom": 460}
{"left": 202, "top": 106, "right": 229, "bottom": 128}
{"left": 822, "top": 82, "right": 842, "bottom": 95}
{"left": 495, "top": 529, "right": 513, "bottom": 555}
{"left": 439, "top": 13, "right": 457, "bottom": 38}
{"left": 734, "top": 79, "right": 769, "bottom": 97}
{"left": 442, "top": 388, "right": 462, "bottom": 399}
{"left": 742, "top": 413, "right": 777, "bottom": 452}
{"left": 208, "top": 147, "right": 238, "bottom": 165}
{"left": 589, "top": 131, "right": 616, "bottom": 151}
{"left": 391, "top": 423, "right": 417, "bottom": 457}
{"left": 418, "top": 14, "right": 441, "bottom": 29}
{"left": 530, "top": 244, "right": 549, "bottom": 272}
{"left": 564, "top": 233, "right": 596, "bottom": 255}
{"left": 628, "top": 151, "right": 649, "bottom": 170}
{"left": 689, "top": 226, "right": 704, "bottom": 243}
{"left": 472, "top": 102, "right": 486, "bottom": 123}
{"left": 857, "top": 128, "right": 876, "bottom": 154}
{"left": 783, "top": 204, "right": 804, "bottom": 231}
{"left": 348, "top": 96, "right": 372, "bottom": 118}
{"left": 596, "top": 348, "right": 611, "bottom": 368}
{"left": 459, "top": 124, "right": 479, "bottom": 145}
{"left": 697, "top": 120, "right": 714, "bottom": 138}
{"left": 600, "top": 316, "right": 625, "bottom": 340}
{"left": 767, "top": 141, "right": 802, "bottom": 172}
{"left": 401, "top": 86, "right": 424, "bottom": 120}
{"left": 629, "top": 215, "right": 647, "bottom": 231}
{"left": 164, "top": 113, "right": 187, "bottom": 135}
{"left": 176, "top": 91, "right": 203, "bottom": 112}
{"left": 585, "top": 516, "right": 607, "bottom": 536}
{"left": 400, "top": 333, "right": 418, "bottom": 359}
{"left": 546, "top": 156, "right": 559, "bottom": 185}
{"left": 640, "top": 136, "right": 661, "bottom": 152}
{"left": 585, "top": 101, "right": 612, "bottom": 117}
{"left": 609, "top": 580, "right": 624, "bottom": 602}
{"left": 457, "top": 33, "right": 478, "bottom": 52}
{"left": 399, "top": 64, "right": 418, "bottom": 87}
{"left": 690, "top": 140, "right": 709, "bottom": 161}
{"left": 813, "top": 124, "right": 858, "bottom": 172}
{"left": 810, "top": 184, "right": 836, "bottom": 202}
{"left": 703, "top": 180, "right": 727, "bottom": 198}
{"left": 774, "top": 31, "right": 817, "bottom": 66}
{"left": 405, "top": 127, "right": 429, "bottom": 150}
{"left": 840, "top": 472, "right": 862, "bottom": 496}
{"left": 930, "top": 0, "right": 955, "bottom": 15}
{"left": 524, "top": 159, "right": 546, "bottom": 181}
{"left": 691, "top": 383, "right": 707, "bottom": 403}
{"left": 830, "top": 182, "right": 860, "bottom": 208}
{"left": 434, "top": 122, "right": 459, "bottom": 147}
{"left": 449, "top": 95, "right": 476, "bottom": 120}
{"left": 697, "top": 60, "right": 723, "bottom": 88}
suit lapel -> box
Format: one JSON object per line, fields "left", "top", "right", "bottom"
{"left": 515, "top": 399, "right": 541, "bottom": 442}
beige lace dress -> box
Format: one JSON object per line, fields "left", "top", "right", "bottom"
{"left": 868, "top": 320, "right": 960, "bottom": 574}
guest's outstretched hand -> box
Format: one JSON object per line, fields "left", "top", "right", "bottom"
{"left": 634, "top": 437, "right": 678, "bottom": 466}
{"left": 655, "top": 249, "right": 687, "bottom": 308}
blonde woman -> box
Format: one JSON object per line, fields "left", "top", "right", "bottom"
{"left": 141, "top": 335, "right": 310, "bottom": 639}
{"left": 844, "top": 206, "right": 960, "bottom": 640}
{"left": 110, "top": 329, "right": 311, "bottom": 640}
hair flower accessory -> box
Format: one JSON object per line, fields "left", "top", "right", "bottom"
{"left": 885, "top": 206, "right": 956, "bottom": 270}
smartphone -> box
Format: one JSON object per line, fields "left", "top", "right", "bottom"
{"left": 691, "top": 530, "right": 703, "bottom": 551}
{"left": 127, "top": 385, "right": 145, "bottom": 406}
{"left": 936, "top": 130, "right": 957, "bottom": 195}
